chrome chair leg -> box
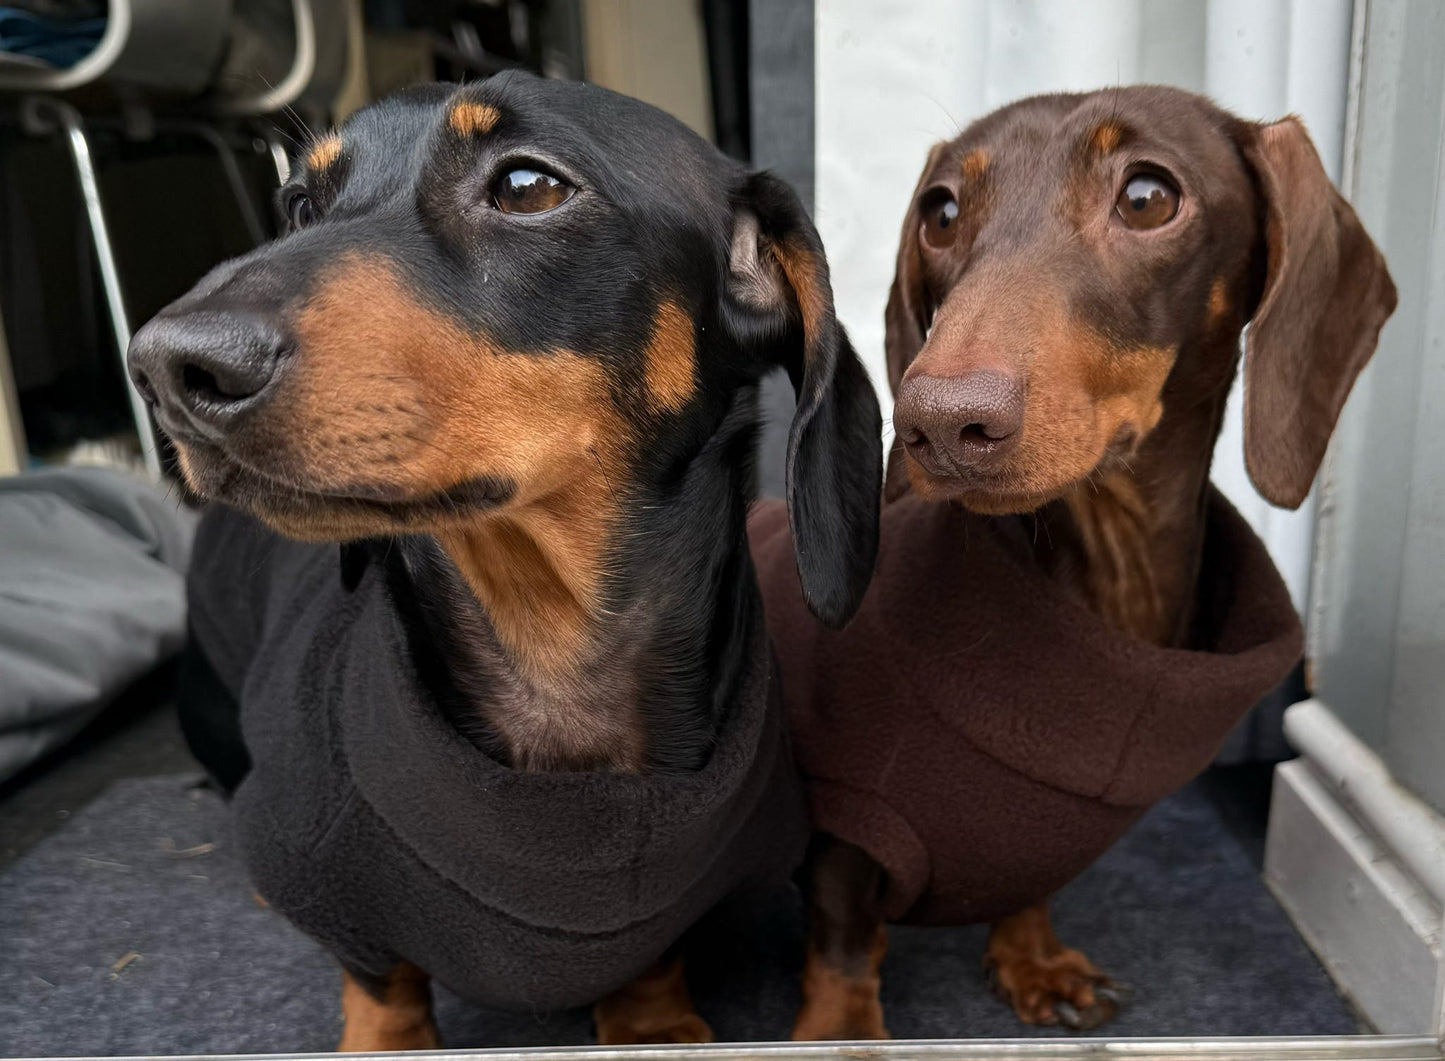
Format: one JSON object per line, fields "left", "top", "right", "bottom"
{"left": 260, "top": 131, "right": 292, "bottom": 187}
{"left": 22, "top": 96, "right": 161, "bottom": 479}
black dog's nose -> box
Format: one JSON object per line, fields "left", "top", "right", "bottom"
{"left": 894, "top": 369, "right": 1024, "bottom": 475}
{"left": 128, "top": 312, "right": 287, "bottom": 434}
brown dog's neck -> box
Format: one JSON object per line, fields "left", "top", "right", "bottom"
{"left": 1037, "top": 339, "right": 1237, "bottom": 647}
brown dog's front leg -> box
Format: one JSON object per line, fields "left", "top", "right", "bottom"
{"left": 336, "top": 961, "right": 440, "bottom": 1052}
{"left": 984, "top": 902, "right": 1125, "bottom": 1030}
{"left": 592, "top": 952, "right": 713, "bottom": 1045}
{"left": 792, "top": 833, "right": 890, "bottom": 1041}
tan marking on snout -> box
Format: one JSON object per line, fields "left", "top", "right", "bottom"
{"left": 1084, "top": 335, "right": 1174, "bottom": 447}
{"left": 644, "top": 300, "right": 696, "bottom": 413}
{"left": 903, "top": 292, "right": 1175, "bottom": 513}
{"left": 306, "top": 135, "right": 342, "bottom": 172}
{"left": 961, "top": 148, "right": 990, "bottom": 180}
{"left": 253, "top": 255, "right": 631, "bottom": 679}
{"left": 448, "top": 101, "right": 500, "bottom": 136}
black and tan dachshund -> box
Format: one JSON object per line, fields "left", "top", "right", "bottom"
{"left": 128, "top": 73, "right": 880, "bottom": 1049}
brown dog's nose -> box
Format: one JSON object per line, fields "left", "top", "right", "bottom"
{"left": 894, "top": 370, "right": 1024, "bottom": 475}
{"left": 128, "top": 311, "right": 287, "bottom": 437}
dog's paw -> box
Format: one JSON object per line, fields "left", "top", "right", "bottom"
{"left": 790, "top": 952, "right": 889, "bottom": 1041}
{"left": 592, "top": 957, "right": 714, "bottom": 1045}
{"left": 791, "top": 984, "right": 889, "bottom": 1041}
{"left": 336, "top": 1019, "right": 440, "bottom": 1052}
{"left": 593, "top": 1007, "right": 714, "bottom": 1044}
{"left": 984, "top": 949, "right": 1127, "bottom": 1030}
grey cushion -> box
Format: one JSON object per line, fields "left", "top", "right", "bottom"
{"left": 0, "top": 467, "right": 195, "bottom": 782}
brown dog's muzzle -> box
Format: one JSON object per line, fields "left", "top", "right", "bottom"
{"left": 129, "top": 309, "right": 289, "bottom": 442}
{"left": 893, "top": 369, "right": 1024, "bottom": 475}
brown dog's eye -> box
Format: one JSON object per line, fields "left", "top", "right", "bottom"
{"left": 919, "top": 189, "right": 961, "bottom": 249}
{"left": 1116, "top": 173, "right": 1180, "bottom": 229}
{"left": 286, "top": 192, "right": 316, "bottom": 230}
{"left": 493, "top": 168, "right": 574, "bottom": 214}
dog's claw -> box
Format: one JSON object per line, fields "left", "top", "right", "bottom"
{"left": 1056, "top": 980, "right": 1126, "bottom": 1032}
{"left": 1064, "top": 999, "right": 1116, "bottom": 1032}
{"left": 1096, "top": 982, "right": 1129, "bottom": 1006}
{"left": 986, "top": 953, "right": 1124, "bottom": 1029}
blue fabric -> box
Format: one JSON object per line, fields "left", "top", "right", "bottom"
{"left": 0, "top": 8, "right": 104, "bottom": 68}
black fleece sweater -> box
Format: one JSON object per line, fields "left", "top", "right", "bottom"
{"left": 188, "top": 505, "right": 807, "bottom": 1010}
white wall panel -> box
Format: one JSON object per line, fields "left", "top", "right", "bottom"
{"left": 814, "top": 0, "right": 986, "bottom": 447}
{"left": 1140, "top": 0, "right": 1207, "bottom": 91}
{"left": 983, "top": 0, "right": 1142, "bottom": 108}
{"left": 1202, "top": 0, "right": 1353, "bottom": 611}
{"left": 1204, "top": 0, "right": 1292, "bottom": 604}
{"left": 1205, "top": 0, "right": 1290, "bottom": 116}
{"left": 1308, "top": 0, "right": 1445, "bottom": 806}
{"left": 1287, "top": 0, "right": 1354, "bottom": 177}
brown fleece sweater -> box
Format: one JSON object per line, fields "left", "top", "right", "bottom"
{"left": 749, "top": 486, "right": 1302, "bottom": 925}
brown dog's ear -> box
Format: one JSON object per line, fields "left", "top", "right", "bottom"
{"left": 726, "top": 172, "right": 882, "bottom": 628}
{"left": 884, "top": 144, "right": 946, "bottom": 394}
{"left": 885, "top": 224, "right": 927, "bottom": 395}
{"left": 1237, "top": 116, "right": 1397, "bottom": 509}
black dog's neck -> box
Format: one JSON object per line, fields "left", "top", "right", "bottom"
{"left": 390, "top": 390, "right": 762, "bottom": 775}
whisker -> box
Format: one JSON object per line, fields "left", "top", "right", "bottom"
{"left": 590, "top": 447, "right": 621, "bottom": 509}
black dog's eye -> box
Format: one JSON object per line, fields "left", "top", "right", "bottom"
{"left": 1115, "top": 172, "right": 1180, "bottom": 230}
{"left": 919, "top": 188, "right": 961, "bottom": 250}
{"left": 286, "top": 192, "right": 317, "bottom": 230}
{"left": 492, "top": 168, "right": 574, "bottom": 215}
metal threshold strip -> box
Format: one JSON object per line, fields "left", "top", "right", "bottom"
{"left": 22, "top": 1036, "right": 1443, "bottom": 1061}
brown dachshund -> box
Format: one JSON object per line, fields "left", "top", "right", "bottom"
{"left": 751, "top": 85, "right": 1396, "bottom": 1038}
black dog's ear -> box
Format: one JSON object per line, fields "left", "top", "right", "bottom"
{"left": 724, "top": 172, "right": 882, "bottom": 628}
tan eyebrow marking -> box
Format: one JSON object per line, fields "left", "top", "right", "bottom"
{"left": 306, "top": 135, "right": 342, "bottom": 172}
{"left": 961, "top": 148, "right": 990, "bottom": 180}
{"left": 449, "top": 101, "right": 501, "bottom": 137}
{"left": 1090, "top": 121, "right": 1124, "bottom": 155}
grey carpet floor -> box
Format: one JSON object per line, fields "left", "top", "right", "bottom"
{"left": 1, "top": 774, "right": 1360, "bottom": 1056}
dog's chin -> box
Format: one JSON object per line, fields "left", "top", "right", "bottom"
{"left": 172, "top": 438, "right": 513, "bottom": 541}
{"left": 903, "top": 454, "right": 1084, "bottom": 515}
